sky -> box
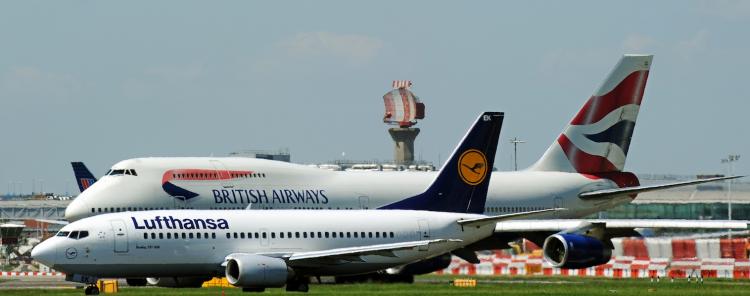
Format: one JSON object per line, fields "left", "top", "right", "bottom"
{"left": 1, "top": 0, "right": 749, "bottom": 195}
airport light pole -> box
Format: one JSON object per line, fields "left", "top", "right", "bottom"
{"left": 722, "top": 155, "right": 741, "bottom": 221}
{"left": 510, "top": 137, "right": 526, "bottom": 171}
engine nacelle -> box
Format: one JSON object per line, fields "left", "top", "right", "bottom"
{"left": 225, "top": 254, "right": 290, "bottom": 288}
{"left": 542, "top": 234, "right": 612, "bottom": 269}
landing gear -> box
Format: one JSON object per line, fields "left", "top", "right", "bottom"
{"left": 286, "top": 277, "right": 310, "bottom": 292}
{"left": 84, "top": 285, "right": 100, "bottom": 295}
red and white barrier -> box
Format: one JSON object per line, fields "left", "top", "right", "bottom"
{"left": 0, "top": 271, "right": 64, "bottom": 277}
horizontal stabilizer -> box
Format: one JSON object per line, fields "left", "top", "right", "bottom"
{"left": 34, "top": 219, "right": 69, "bottom": 225}
{"left": 457, "top": 208, "right": 565, "bottom": 227}
{"left": 579, "top": 175, "right": 744, "bottom": 199}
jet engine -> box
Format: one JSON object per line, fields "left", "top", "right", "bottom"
{"left": 225, "top": 254, "right": 291, "bottom": 289}
{"left": 542, "top": 234, "right": 612, "bottom": 269}
{"left": 145, "top": 276, "right": 210, "bottom": 288}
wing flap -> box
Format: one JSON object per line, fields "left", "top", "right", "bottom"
{"left": 288, "top": 239, "right": 463, "bottom": 263}
{"left": 458, "top": 208, "right": 565, "bottom": 227}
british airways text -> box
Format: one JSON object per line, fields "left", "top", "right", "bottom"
{"left": 211, "top": 189, "right": 328, "bottom": 205}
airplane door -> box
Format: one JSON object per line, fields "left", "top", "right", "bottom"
{"left": 209, "top": 160, "right": 232, "bottom": 189}
{"left": 417, "top": 219, "right": 430, "bottom": 251}
{"left": 111, "top": 220, "right": 128, "bottom": 253}
{"left": 358, "top": 196, "right": 370, "bottom": 209}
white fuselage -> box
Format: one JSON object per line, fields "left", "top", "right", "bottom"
{"left": 33, "top": 210, "right": 493, "bottom": 278}
{"left": 65, "top": 158, "right": 634, "bottom": 222}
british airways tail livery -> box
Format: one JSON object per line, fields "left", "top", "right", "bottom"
{"left": 71, "top": 162, "right": 97, "bottom": 192}
{"left": 380, "top": 112, "right": 503, "bottom": 214}
{"left": 529, "top": 54, "right": 651, "bottom": 174}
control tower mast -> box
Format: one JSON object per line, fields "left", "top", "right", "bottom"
{"left": 382, "top": 80, "right": 425, "bottom": 165}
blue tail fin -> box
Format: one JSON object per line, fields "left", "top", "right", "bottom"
{"left": 71, "top": 162, "right": 97, "bottom": 192}
{"left": 379, "top": 112, "right": 504, "bottom": 214}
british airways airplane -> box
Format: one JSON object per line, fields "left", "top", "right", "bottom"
{"left": 65, "top": 55, "right": 735, "bottom": 224}
{"left": 33, "top": 112, "right": 546, "bottom": 294}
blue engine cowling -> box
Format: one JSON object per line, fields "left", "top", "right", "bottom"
{"left": 542, "top": 234, "right": 612, "bottom": 269}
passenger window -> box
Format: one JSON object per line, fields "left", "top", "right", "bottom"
{"left": 295, "top": 232, "right": 300, "bottom": 238}
{"left": 143, "top": 233, "right": 148, "bottom": 239}
{"left": 303, "top": 232, "right": 308, "bottom": 238}
{"left": 368, "top": 232, "right": 373, "bottom": 238}
{"left": 174, "top": 233, "right": 179, "bottom": 239}
{"left": 390, "top": 232, "right": 394, "bottom": 238}
{"left": 151, "top": 233, "right": 156, "bottom": 239}
{"left": 353, "top": 232, "right": 358, "bottom": 238}
{"left": 181, "top": 233, "right": 186, "bottom": 239}
{"left": 360, "top": 232, "right": 365, "bottom": 238}
{"left": 159, "top": 233, "right": 164, "bottom": 239}
{"left": 331, "top": 232, "right": 336, "bottom": 238}
{"left": 188, "top": 233, "right": 194, "bottom": 239}
{"left": 287, "top": 232, "right": 292, "bottom": 238}
{"left": 346, "top": 232, "right": 351, "bottom": 238}
{"left": 317, "top": 232, "right": 322, "bottom": 238}
{"left": 254, "top": 233, "right": 259, "bottom": 239}
{"left": 262, "top": 233, "right": 267, "bottom": 239}
{"left": 271, "top": 233, "right": 276, "bottom": 239}
{"left": 240, "top": 233, "right": 245, "bottom": 239}
{"left": 339, "top": 232, "right": 344, "bottom": 238}
{"left": 197, "top": 233, "right": 202, "bottom": 239}
{"left": 375, "top": 232, "right": 380, "bottom": 238}
{"left": 233, "top": 233, "right": 238, "bottom": 239}
{"left": 212, "top": 233, "right": 216, "bottom": 239}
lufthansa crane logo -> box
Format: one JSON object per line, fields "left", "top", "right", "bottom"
{"left": 458, "top": 149, "right": 488, "bottom": 186}
{"left": 65, "top": 247, "right": 78, "bottom": 259}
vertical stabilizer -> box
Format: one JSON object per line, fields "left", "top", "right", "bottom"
{"left": 529, "top": 54, "right": 652, "bottom": 173}
{"left": 379, "top": 112, "right": 503, "bottom": 214}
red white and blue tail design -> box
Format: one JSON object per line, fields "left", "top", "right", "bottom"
{"left": 530, "top": 54, "right": 652, "bottom": 174}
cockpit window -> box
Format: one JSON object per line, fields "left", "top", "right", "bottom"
{"left": 69, "top": 231, "right": 79, "bottom": 239}
{"left": 56, "top": 231, "right": 70, "bottom": 237}
{"left": 108, "top": 169, "right": 137, "bottom": 176}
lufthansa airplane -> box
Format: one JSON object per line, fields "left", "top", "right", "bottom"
{"left": 33, "top": 112, "right": 546, "bottom": 294}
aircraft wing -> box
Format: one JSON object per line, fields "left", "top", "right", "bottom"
{"left": 579, "top": 175, "right": 743, "bottom": 199}
{"left": 458, "top": 208, "right": 565, "bottom": 227}
{"left": 494, "top": 219, "right": 749, "bottom": 233}
{"left": 287, "top": 239, "right": 463, "bottom": 263}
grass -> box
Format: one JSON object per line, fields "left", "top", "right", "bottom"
{"left": 3, "top": 275, "right": 750, "bottom": 295}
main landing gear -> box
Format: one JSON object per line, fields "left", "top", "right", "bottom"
{"left": 84, "top": 284, "right": 100, "bottom": 295}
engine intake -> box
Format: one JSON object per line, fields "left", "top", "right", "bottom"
{"left": 225, "top": 254, "right": 290, "bottom": 288}
{"left": 542, "top": 234, "right": 612, "bottom": 269}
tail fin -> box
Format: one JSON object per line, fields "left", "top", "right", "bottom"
{"left": 379, "top": 112, "right": 504, "bottom": 214}
{"left": 529, "top": 54, "right": 653, "bottom": 173}
{"left": 71, "top": 162, "right": 97, "bottom": 192}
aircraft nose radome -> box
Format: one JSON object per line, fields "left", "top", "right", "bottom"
{"left": 64, "top": 198, "right": 88, "bottom": 222}
{"left": 31, "top": 240, "right": 56, "bottom": 267}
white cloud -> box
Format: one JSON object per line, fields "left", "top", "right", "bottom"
{"left": 144, "top": 63, "right": 205, "bottom": 82}
{"left": 278, "top": 31, "right": 383, "bottom": 65}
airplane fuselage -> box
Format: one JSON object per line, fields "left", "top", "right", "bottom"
{"left": 65, "top": 157, "right": 638, "bottom": 222}
{"left": 34, "top": 209, "right": 493, "bottom": 278}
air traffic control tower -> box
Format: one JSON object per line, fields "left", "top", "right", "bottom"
{"left": 382, "top": 81, "right": 425, "bottom": 165}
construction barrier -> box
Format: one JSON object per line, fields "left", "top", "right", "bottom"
{"left": 202, "top": 277, "right": 235, "bottom": 288}
{"left": 96, "top": 279, "right": 119, "bottom": 293}
{"left": 0, "top": 271, "right": 64, "bottom": 277}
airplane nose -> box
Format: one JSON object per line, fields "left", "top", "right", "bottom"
{"left": 31, "top": 240, "right": 56, "bottom": 267}
{"left": 65, "top": 198, "right": 89, "bottom": 222}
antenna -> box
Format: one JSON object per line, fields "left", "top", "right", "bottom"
{"left": 509, "top": 137, "right": 526, "bottom": 171}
